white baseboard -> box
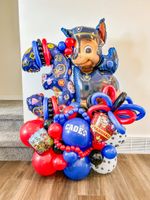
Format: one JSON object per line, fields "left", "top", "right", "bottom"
{"left": 118, "top": 136, "right": 150, "bottom": 154}
{"left": 0, "top": 95, "right": 23, "bottom": 100}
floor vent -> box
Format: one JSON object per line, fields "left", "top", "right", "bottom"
{"left": 118, "top": 136, "right": 150, "bottom": 154}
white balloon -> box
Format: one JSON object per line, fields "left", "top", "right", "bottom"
{"left": 106, "top": 131, "right": 127, "bottom": 147}
{"left": 92, "top": 156, "right": 117, "bottom": 174}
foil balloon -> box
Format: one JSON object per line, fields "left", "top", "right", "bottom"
{"left": 20, "top": 19, "right": 146, "bottom": 181}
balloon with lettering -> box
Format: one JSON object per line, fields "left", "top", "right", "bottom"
{"left": 20, "top": 19, "right": 146, "bottom": 180}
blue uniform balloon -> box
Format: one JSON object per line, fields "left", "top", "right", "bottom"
{"left": 64, "top": 157, "right": 91, "bottom": 180}
{"left": 62, "top": 118, "right": 91, "bottom": 148}
{"left": 101, "top": 145, "right": 117, "bottom": 159}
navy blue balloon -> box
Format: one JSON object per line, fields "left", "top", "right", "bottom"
{"left": 58, "top": 41, "right": 66, "bottom": 52}
{"left": 63, "top": 151, "right": 78, "bottom": 164}
{"left": 62, "top": 118, "right": 91, "bottom": 148}
{"left": 101, "top": 145, "right": 117, "bottom": 159}
{"left": 64, "top": 157, "right": 91, "bottom": 180}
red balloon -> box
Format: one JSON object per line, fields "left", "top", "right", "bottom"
{"left": 32, "top": 149, "right": 56, "bottom": 176}
{"left": 20, "top": 119, "right": 44, "bottom": 147}
{"left": 65, "top": 38, "right": 76, "bottom": 47}
{"left": 52, "top": 154, "right": 67, "bottom": 171}
{"left": 102, "top": 85, "right": 117, "bottom": 103}
{"left": 48, "top": 123, "right": 63, "bottom": 140}
{"left": 114, "top": 109, "right": 136, "bottom": 125}
{"left": 64, "top": 47, "right": 73, "bottom": 55}
{"left": 92, "top": 141, "right": 106, "bottom": 150}
{"left": 63, "top": 106, "right": 77, "bottom": 119}
{"left": 32, "top": 149, "right": 67, "bottom": 176}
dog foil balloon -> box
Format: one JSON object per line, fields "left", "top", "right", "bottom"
{"left": 20, "top": 19, "right": 145, "bottom": 180}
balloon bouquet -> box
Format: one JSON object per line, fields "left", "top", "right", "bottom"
{"left": 20, "top": 19, "right": 145, "bottom": 180}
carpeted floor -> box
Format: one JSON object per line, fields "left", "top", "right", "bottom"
{"left": 0, "top": 100, "right": 33, "bottom": 161}
{"left": 0, "top": 100, "right": 23, "bottom": 120}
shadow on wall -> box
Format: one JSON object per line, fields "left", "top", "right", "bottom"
{"left": 109, "top": 35, "right": 149, "bottom": 135}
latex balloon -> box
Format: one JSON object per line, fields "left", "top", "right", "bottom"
{"left": 91, "top": 92, "right": 113, "bottom": 107}
{"left": 52, "top": 154, "right": 67, "bottom": 171}
{"left": 63, "top": 151, "right": 78, "bottom": 164}
{"left": 92, "top": 156, "right": 117, "bottom": 174}
{"left": 108, "top": 111, "right": 126, "bottom": 134}
{"left": 65, "top": 38, "right": 76, "bottom": 47}
{"left": 42, "top": 38, "right": 51, "bottom": 65}
{"left": 64, "top": 47, "right": 73, "bottom": 55}
{"left": 62, "top": 118, "right": 91, "bottom": 148}
{"left": 102, "top": 85, "right": 116, "bottom": 103}
{"left": 111, "top": 92, "right": 127, "bottom": 111}
{"left": 48, "top": 123, "right": 63, "bottom": 140}
{"left": 63, "top": 106, "right": 77, "bottom": 119}
{"left": 32, "top": 149, "right": 56, "bottom": 176}
{"left": 64, "top": 157, "right": 91, "bottom": 180}
{"left": 70, "top": 102, "right": 80, "bottom": 108}
{"left": 58, "top": 41, "right": 66, "bottom": 52}
{"left": 32, "top": 149, "right": 67, "bottom": 176}
{"left": 53, "top": 144, "right": 63, "bottom": 154}
{"left": 44, "top": 119, "right": 52, "bottom": 130}
{"left": 32, "top": 41, "right": 42, "bottom": 67}
{"left": 106, "top": 131, "right": 127, "bottom": 147}
{"left": 89, "top": 150, "right": 103, "bottom": 166}
{"left": 92, "top": 141, "right": 106, "bottom": 150}
{"left": 101, "top": 145, "right": 117, "bottom": 159}
{"left": 20, "top": 119, "right": 44, "bottom": 147}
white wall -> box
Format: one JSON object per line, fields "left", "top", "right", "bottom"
{"left": 19, "top": 0, "right": 150, "bottom": 137}
{"left": 0, "top": 0, "right": 22, "bottom": 99}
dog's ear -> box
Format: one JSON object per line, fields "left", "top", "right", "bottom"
{"left": 96, "top": 18, "right": 107, "bottom": 44}
{"left": 61, "top": 27, "right": 73, "bottom": 37}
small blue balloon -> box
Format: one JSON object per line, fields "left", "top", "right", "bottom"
{"left": 64, "top": 157, "right": 91, "bottom": 180}
{"left": 58, "top": 41, "right": 66, "bottom": 52}
{"left": 70, "top": 102, "right": 80, "bottom": 108}
{"left": 101, "top": 145, "right": 117, "bottom": 159}
{"left": 63, "top": 151, "right": 78, "bottom": 164}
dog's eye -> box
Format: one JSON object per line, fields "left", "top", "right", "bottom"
{"left": 84, "top": 46, "right": 92, "bottom": 53}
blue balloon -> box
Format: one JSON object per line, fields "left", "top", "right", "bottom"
{"left": 62, "top": 118, "right": 91, "bottom": 148}
{"left": 32, "top": 41, "right": 42, "bottom": 68}
{"left": 58, "top": 41, "right": 66, "bottom": 52}
{"left": 108, "top": 111, "right": 126, "bottom": 134}
{"left": 101, "top": 145, "right": 117, "bottom": 159}
{"left": 118, "top": 104, "right": 146, "bottom": 121}
{"left": 63, "top": 151, "right": 78, "bottom": 164}
{"left": 91, "top": 92, "right": 113, "bottom": 107}
{"left": 64, "top": 157, "right": 91, "bottom": 180}
{"left": 43, "top": 97, "right": 48, "bottom": 120}
{"left": 70, "top": 102, "right": 80, "bottom": 108}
